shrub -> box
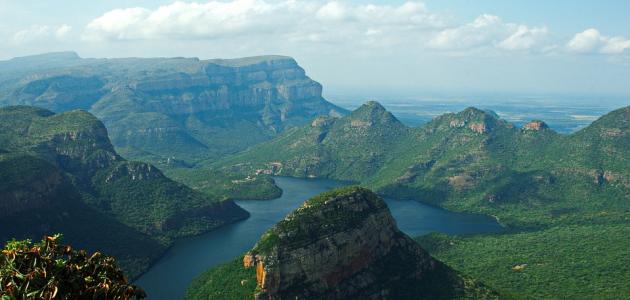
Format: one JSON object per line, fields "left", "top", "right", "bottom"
{"left": 0, "top": 234, "right": 145, "bottom": 300}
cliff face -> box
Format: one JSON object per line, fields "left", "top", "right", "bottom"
{"left": 240, "top": 187, "right": 495, "bottom": 300}
{"left": 0, "top": 53, "right": 347, "bottom": 165}
{"left": 523, "top": 120, "right": 549, "bottom": 131}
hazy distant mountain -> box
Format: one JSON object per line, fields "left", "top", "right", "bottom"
{"left": 0, "top": 106, "right": 248, "bottom": 276}
{"left": 187, "top": 187, "right": 498, "bottom": 300}
{"left": 0, "top": 52, "right": 347, "bottom": 166}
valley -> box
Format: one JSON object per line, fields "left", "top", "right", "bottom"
{"left": 201, "top": 101, "right": 629, "bottom": 299}
{"left": 0, "top": 52, "right": 628, "bottom": 299}
{"left": 0, "top": 106, "right": 248, "bottom": 277}
{"left": 135, "top": 177, "right": 502, "bottom": 299}
{"left": 186, "top": 185, "right": 501, "bottom": 299}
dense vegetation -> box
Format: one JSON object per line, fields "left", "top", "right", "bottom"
{"left": 251, "top": 186, "right": 381, "bottom": 254}
{"left": 187, "top": 187, "right": 501, "bottom": 300}
{"left": 185, "top": 255, "right": 257, "bottom": 300}
{"left": 216, "top": 103, "right": 629, "bottom": 228}
{"left": 417, "top": 224, "right": 630, "bottom": 299}
{"left": 0, "top": 235, "right": 145, "bottom": 299}
{"left": 0, "top": 106, "right": 248, "bottom": 277}
{"left": 213, "top": 102, "right": 630, "bottom": 298}
{"left": 165, "top": 167, "right": 281, "bottom": 200}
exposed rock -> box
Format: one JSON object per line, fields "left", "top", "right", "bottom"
{"left": 512, "top": 264, "right": 528, "bottom": 271}
{"left": 311, "top": 117, "right": 331, "bottom": 127}
{"left": 350, "top": 120, "right": 372, "bottom": 128}
{"left": 241, "top": 187, "right": 496, "bottom": 299}
{"left": 448, "top": 174, "right": 474, "bottom": 189}
{"left": 0, "top": 53, "right": 348, "bottom": 164}
{"left": 104, "top": 162, "right": 163, "bottom": 183}
{"left": 468, "top": 122, "right": 488, "bottom": 134}
{"left": 523, "top": 120, "right": 549, "bottom": 131}
{"left": 449, "top": 119, "right": 465, "bottom": 128}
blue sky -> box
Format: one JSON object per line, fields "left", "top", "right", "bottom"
{"left": 1, "top": 0, "right": 629, "bottom": 97}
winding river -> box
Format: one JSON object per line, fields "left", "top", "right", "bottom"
{"left": 135, "top": 177, "right": 503, "bottom": 299}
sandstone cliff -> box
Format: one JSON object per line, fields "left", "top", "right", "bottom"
{"left": 235, "top": 187, "right": 497, "bottom": 300}
{"left": 0, "top": 53, "right": 347, "bottom": 165}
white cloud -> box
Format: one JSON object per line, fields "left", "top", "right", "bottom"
{"left": 77, "top": 1, "right": 623, "bottom": 59}
{"left": 499, "top": 25, "right": 549, "bottom": 50}
{"left": 567, "top": 28, "right": 630, "bottom": 54}
{"left": 55, "top": 25, "right": 72, "bottom": 39}
{"left": 429, "top": 14, "right": 549, "bottom": 52}
{"left": 11, "top": 24, "right": 72, "bottom": 45}
{"left": 316, "top": 1, "right": 347, "bottom": 21}
{"left": 83, "top": 0, "right": 444, "bottom": 44}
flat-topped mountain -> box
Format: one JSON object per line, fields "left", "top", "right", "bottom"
{"left": 0, "top": 52, "right": 347, "bottom": 165}
{"left": 0, "top": 105, "right": 248, "bottom": 276}
{"left": 187, "top": 187, "right": 498, "bottom": 299}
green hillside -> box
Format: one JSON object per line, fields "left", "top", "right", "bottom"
{"left": 217, "top": 102, "right": 629, "bottom": 228}
{"left": 210, "top": 102, "right": 630, "bottom": 298}
{"left": 0, "top": 106, "right": 249, "bottom": 277}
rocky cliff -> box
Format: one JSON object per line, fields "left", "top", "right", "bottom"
{"left": 187, "top": 187, "right": 498, "bottom": 300}
{"left": 0, "top": 53, "right": 347, "bottom": 165}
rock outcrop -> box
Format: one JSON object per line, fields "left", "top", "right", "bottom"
{"left": 523, "top": 120, "right": 549, "bottom": 131}
{"left": 241, "top": 187, "right": 496, "bottom": 300}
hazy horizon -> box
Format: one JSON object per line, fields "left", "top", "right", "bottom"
{"left": 2, "top": 0, "right": 630, "bottom": 97}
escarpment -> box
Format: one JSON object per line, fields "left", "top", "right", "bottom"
{"left": 0, "top": 53, "right": 347, "bottom": 164}
{"left": 189, "top": 187, "right": 497, "bottom": 300}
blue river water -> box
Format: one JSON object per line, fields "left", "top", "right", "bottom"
{"left": 135, "top": 176, "right": 502, "bottom": 299}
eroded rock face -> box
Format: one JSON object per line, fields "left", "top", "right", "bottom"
{"left": 468, "top": 122, "right": 488, "bottom": 134}
{"left": 523, "top": 120, "right": 549, "bottom": 131}
{"left": 242, "top": 188, "right": 483, "bottom": 300}
{"left": 0, "top": 54, "right": 347, "bottom": 163}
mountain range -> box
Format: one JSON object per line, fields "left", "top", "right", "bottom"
{"left": 0, "top": 52, "right": 346, "bottom": 167}
{"left": 0, "top": 52, "right": 628, "bottom": 298}
{"left": 209, "top": 101, "right": 629, "bottom": 298}
{"left": 217, "top": 101, "right": 629, "bottom": 228}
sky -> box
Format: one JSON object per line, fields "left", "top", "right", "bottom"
{"left": 1, "top": 0, "right": 630, "bottom": 97}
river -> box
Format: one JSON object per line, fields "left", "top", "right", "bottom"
{"left": 135, "top": 177, "right": 502, "bottom": 299}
